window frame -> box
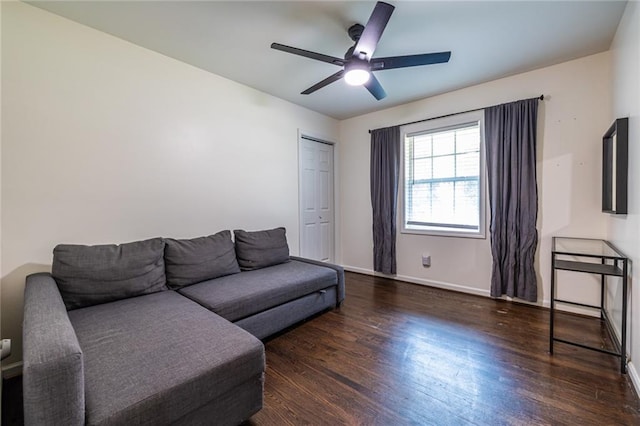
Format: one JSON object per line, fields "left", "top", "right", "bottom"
{"left": 400, "top": 110, "right": 487, "bottom": 239}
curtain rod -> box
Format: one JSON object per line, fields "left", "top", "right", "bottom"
{"left": 368, "top": 95, "right": 544, "bottom": 134}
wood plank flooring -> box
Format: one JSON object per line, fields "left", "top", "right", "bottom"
{"left": 3, "top": 271, "right": 639, "bottom": 425}
{"left": 247, "top": 272, "right": 640, "bottom": 425}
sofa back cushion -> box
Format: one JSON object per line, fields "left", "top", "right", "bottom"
{"left": 164, "top": 231, "right": 240, "bottom": 289}
{"left": 234, "top": 227, "right": 290, "bottom": 271}
{"left": 52, "top": 238, "right": 167, "bottom": 310}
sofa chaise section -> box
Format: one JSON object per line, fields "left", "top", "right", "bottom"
{"left": 23, "top": 234, "right": 267, "bottom": 426}
{"left": 24, "top": 273, "right": 264, "bottom": 426}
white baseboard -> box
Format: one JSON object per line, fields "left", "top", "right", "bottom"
{"left": 343, "top": 265, "right": 599, "bottom": 318}
{"left": 1, "top": 361, "right": 23, "bottom": 379}
{"left": 342, "top": 265, "right": 382, "bottom": 276}
{"left": 342, "top": 265, "right": 490, "bottom": 297}
{"left": 541, "top": 300, "right": 601, "bottom": 318}
{"left": 627, "top": 361, "right": 640, "bottom": 396}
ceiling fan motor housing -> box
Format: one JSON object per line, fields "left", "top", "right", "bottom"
{"left": 348, "top": 24, "right": 365, "bottom": 42}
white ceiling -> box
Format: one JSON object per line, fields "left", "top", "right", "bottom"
{"left": 29, "top": 1, "right": 627, "bottom": 120}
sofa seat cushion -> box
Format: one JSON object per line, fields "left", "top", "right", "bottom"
{"left": 177, "top": 260, "right": 337, "bottom": 322}
{"left": 68, "top": 291, "right": 264, "bottom": 426}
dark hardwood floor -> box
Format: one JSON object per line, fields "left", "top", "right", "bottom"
{"left": 4, "top": 272, "right": 640, "bottom": 425}
{"left": 249, "top": 272, "right": 640, "bottom": 425}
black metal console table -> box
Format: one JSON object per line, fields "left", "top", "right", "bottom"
{"left": 550, "top": 237, "right": 629, "bottom": 373}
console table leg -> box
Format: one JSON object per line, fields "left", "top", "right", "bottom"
{"left": 550, "top": 254, "right": 555, "bottom": 355}
{"left": 621, "top": 259, "right": 628, "bottom": 374}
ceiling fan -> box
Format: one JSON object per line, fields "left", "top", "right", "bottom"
{"left": 271, "top": 1, "right": 451, "bottom": 100}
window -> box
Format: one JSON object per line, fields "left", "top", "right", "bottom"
{"left": 401, "top": 110, "right": 485, "bottom": 238}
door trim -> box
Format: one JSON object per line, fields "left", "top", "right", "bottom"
{"left": 297, "top": 129, "right": 337, "bottom": 263}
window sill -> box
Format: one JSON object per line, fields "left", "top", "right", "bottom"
{"left": 400, "top": 226, "right": 486, "bottom": 239}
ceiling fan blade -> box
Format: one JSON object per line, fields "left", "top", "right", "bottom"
{"left": 353, "top": 2, "right": 395, "bottom": 60}
{"left": 364, "top": 74, "right": 387, "bottom": 100}
{"left": 371, "top": 52, "right": 452, "bottom": 70}
{"left": 271, "top": 43, "right": 345, "bottom": 66}
{"left": 301, "top": 70, "right": 346, "bottom": 95}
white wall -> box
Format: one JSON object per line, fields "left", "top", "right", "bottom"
{"left": 0, "top": 2, "right": 338, "bottom": 365}
{"left": 339, "top": 52, "right": 611, "bottom": 308}
{"left": 607, "top": 0, "right": 640, "bottom": 386}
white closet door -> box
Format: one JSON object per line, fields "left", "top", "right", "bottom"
{"left": 299, "top": 137, "right": 334, "bottom": 262}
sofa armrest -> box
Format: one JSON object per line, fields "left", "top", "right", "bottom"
{"left": 23, "top": 273, "right": 85, "bottom": 426}
{"left": 290, "top": 257, "right": 345, "bottom": 306}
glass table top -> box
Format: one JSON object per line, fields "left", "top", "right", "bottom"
{"left": 552, "top": 237, "right": 626, "bottom": 259}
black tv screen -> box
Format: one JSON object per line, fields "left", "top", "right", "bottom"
{"left": 602, "top": 117, "right": 628, "bottom": 214}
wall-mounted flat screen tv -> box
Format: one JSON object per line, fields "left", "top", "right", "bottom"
{"left": 602, "top": 117, "right": 628, "bottom": 214}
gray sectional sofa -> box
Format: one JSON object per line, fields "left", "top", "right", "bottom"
{"left": 23, "top": 228, "right": 344, "bottom": 426}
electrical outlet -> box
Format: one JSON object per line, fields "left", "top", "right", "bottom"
{"left": 422, "top": 254, "right": 431, "bottom": 267}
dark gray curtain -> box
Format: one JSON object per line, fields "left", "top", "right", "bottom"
{"left": 485, "top": 98, "right": 539, "bottom": 302}
{"left": 370, "top": 126, "right": 400, "bottom": 275}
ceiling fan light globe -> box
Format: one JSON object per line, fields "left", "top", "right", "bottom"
{"left": 344, "top": 69, "right": 370, "bottom": 86}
